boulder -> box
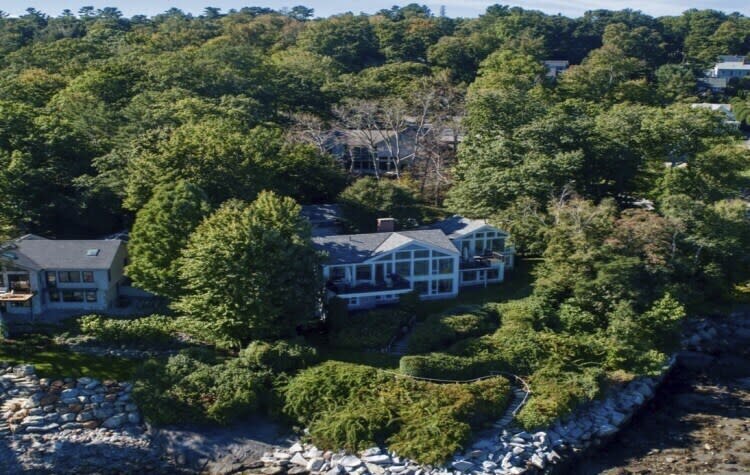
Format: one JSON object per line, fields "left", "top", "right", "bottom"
{"left": 307, "top": 458, "right": 326, "bottom": 472}
{"left": 290, "top": 443, "right": 304, "bottom": 454}
{"left": 451, "top": 460, "right": 473, "bottom": 472}
{"left": 364, "top": 462, "right": 385, "bottom": 475}
{"left": 338, "top": 455, "right": 361, "bottom": 468}
{"left": 291, "top": 453, "right": 308, "bottom": 466}
{"left": 102, "top": 414, "right": 126, "bottom": 429}
{"left": 363, "top": 455, "right": 391, "bottom": 465}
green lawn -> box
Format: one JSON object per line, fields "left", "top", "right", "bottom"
{"left": 0, "top": 335, "right": 139, "bottom": 381}
{"left": 417, "top": 258, "right": 539, "bottom": 317}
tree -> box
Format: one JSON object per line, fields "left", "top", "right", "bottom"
{"left": 174, "top": 192, "right": 322, "bottom": 347}
{"left": 297, "top": 14, "right": 382, "bottom": 71}
{"left": 126, "top": 181, "right": 211, "bottom": 299}
{"left": 338, "top": 177, "right": 421, "bottom": 232}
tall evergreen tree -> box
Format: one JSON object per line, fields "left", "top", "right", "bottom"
{"left": 127, "top": 181, "right": 211, "bottom": 298}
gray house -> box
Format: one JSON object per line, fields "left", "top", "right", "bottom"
{"left": 0, "top": 235, "right": 127, "bottom": 318}
{"left": 313, "top": 216, "right": 515, "bottom": 310}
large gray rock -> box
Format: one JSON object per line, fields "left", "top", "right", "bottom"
{"left": 451, "top": 460, "right": 473, "bottom": 472}
{"left": 102, "top": 414, "right": 126, "bottom": 429}
{"left": 307, "top": 458, "right": 326, "bottom": 472}
{"left": 338, "top": 455, "right": 362, "bottom": 468}
{"left": 291, "top": 453, "right": 308, "bottom": 466}
{"left": 363, "top": 454, "right": 391, "bottom": 465}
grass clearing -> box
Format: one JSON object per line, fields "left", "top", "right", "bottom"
{"left": 0, "top": 334, "right": 139, "bottom": 381}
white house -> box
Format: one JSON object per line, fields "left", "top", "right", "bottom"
{"left": 543, "top": 60, "right": 570, "bottom": 79}
{"left": 0, "top": 235, "right": 128, "bottom": 318}
{"left": 690, "top": 103, "right": 741, "bottom": 128}
{"left": 706, "top": 56, "right": 750, "bottom": 80}
{"left": 313, "top": 216, "right": 515, "bottom": 310}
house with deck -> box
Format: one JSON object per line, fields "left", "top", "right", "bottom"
{"left": 0, "top": 235, "right": 128, "bottom": 318}
{"left": 313, "top": 216, "right": 515, "bottom": 309}
{"left": 707, "top": 56, "right": 750, "bottom": 80}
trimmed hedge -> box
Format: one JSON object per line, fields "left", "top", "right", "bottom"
{"left": 399, "top": 352, "right": 507, "bottom": 380}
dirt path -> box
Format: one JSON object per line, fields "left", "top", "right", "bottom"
{"left": 571, "top": 349, "right": 750, "bottom": 474}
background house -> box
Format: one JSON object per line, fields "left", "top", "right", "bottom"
{"left": 0, "top": 235, "right": 128, "bottom": 319}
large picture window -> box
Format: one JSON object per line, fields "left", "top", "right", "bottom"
{"left": 395, "top": 261, "right": 411, "bottom": 276}
{"left": 329, "top": 267, "right": 347, "bottom": 281}
{"left": 432, "top": 258, "right": 454, "bottom": 275}
{"left": 82, "top": 271, "right": 94, "bottom": 283}
{"left": 413, "top": 260, "right": 429, "bottom": 276}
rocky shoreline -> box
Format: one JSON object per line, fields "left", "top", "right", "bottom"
{"left": 241, "top": 311, "right": 750, "bottom": 475}
{"left": 1, "top": 310, "right": 747, "bottom": 474}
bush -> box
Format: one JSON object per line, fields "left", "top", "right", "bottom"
{"left": 407, "top": 306, "right": 497, "bottom": 354}
{"left": 239, "top": 340, "right": 319, "bottom": 373}
{"left": 283, "top": 361, "right": 392, "bottom": 423}
{"left": 329, "top": 308, "right": 410, "bottom": 349}
{"left": 284, "top": 361, "right": 512, "bottom": 465}
{"left": 78, "top": 314, "right": 179, "bottom": 348}
{"left": 515, "top": 363, "right": 604, "bottom": 430}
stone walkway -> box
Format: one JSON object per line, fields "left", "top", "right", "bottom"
{"left": 492, "top": 384, "right": 529, "bottom": 431}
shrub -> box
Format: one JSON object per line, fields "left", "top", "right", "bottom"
{"left": 78, "top": 314, "right": 179, "bottom": 348}
{"left": 284, "top": 361, "right": 512, "bottom": 466}
{"left": 134, "top": 350, "right": 275, "bottom": 426}
{"left": 399, "top": 352, "right": 507, "bottom": 380}
{"left": 515, "top": 363, "right": 604, "bottom": 430}
{"left": 329, "top": 308, "right": 410, "bottom": 349}
{"left": 407, "top": 306, "right": 497, "bottom": 354}
{"left": 283, "top": 361, "right": 391, "bottom": 423}
{"left": 239, "top": 340, "right": 319, "bottom": 373}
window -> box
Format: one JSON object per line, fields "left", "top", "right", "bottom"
{"left": 62, "top": 290, "right": 84, "bottom": 302}
{"left": 463, "top": 271, "right": 477, "bottom": 282}
{"left": 82, "top": 271, "right": 94, "bottom": 283}
{"left": 330, "top": 267, "right": 346, "bottom": 281}
{"left": 414, "top": 250, "right": 429, "bottom": 259}
{"left": 476, "top": 239, "right": 486, "bottom": 254}
{"left": 487, "top": 269, "right": 500, "bottom": 281}
{"left": 432, "top": 250, "right": 449, "bottom": 257}
{"left": 432, "top": 258, "right": 454, "bottom": 275}
{"left": 375, "top": 254, "right": 392, "bottom": 262}
{"left": 46, "top": 272, "right": 57, "bottom": 288}
{"left": 413, "top": 281, "right": 429, "bottom": 296}
{"left": 461, "top": 240, "right": 471, "bottom": 255}
{"left": 490, "top": 238, "right": 504, "bottom": 251}
{"left": 356, "top": 265, "right": 371, "bottom": 281}
{"left": 413, "top": 260, "right": 429, "bottom": 276}
{"left": 396, "top": 251, "right": 411, "bottom": 260}
{"left": 348, "top": 297, "right": 358, "bottom": 306}
{"left": 475, "top": 232, "right": 485, "bottom": 239}
{"left": 85, "top": 290, "right": 97, "bottom": 302}
{"left": 48, "top": 290, "right": 60, "bottom": 302}
{"left": 58, "top": 271, "right": 81, "bottom": 283}
{"left": 433, "top": 279, "right": 453, "bottom": 294}
{"left": 395, "top": 261, "right": 411, "bottom": 276}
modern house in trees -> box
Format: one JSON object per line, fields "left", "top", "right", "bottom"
{"left": 312, "top": 216, "right": 515, "bottom": 309}
{"left": 543, "top": 60, "right": 570, "bottom": 79}
{"left": 0, "top": 235, "right": 128, "bottom": 318}
{"left": 707, "top": 56, "right": 750, "bottom": 80}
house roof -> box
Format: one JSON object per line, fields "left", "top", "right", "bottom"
{"left": 313, "top": 229, "right": 458, "bottom": 265}
{"left": 0, "top": 235, "right": 124, "bottom": 271}
{"left": 300, "top": 204, "right": 344, "bottom": 225}
{"left": 425, "top": 215, "right": 507, "bottom": 239}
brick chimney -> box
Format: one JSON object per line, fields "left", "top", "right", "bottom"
{"left": 377, "top": 218, "right": 396, "bottom": 233}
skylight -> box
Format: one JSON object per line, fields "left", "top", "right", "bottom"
{"left": 86, "top": 249, "right": 100, "bottom": 257}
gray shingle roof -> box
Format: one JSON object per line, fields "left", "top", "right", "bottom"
{"left": 1, "top": 236, "right": 124, "bottom": 271}
{"left": 313, "top": 229, "right": 458, "bottom": 265}
{"left": 425, "top": 215, "right": 508, "bottom": 239}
